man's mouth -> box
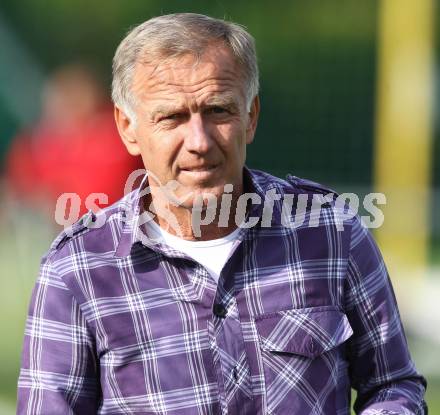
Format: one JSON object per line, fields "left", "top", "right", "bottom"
{"left": 179, "top": 164, "right": 220, "bottom": 180}
{"left": 180, "top": 164, "right": 219, "bottom": 172}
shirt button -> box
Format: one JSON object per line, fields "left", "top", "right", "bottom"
{"left": 213, "top": 303, "right": 227, "bottom": 318}
{"left": 233, "top": 366, "right": 238, "bottom": 383}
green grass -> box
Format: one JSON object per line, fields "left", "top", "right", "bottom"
{"left": 425, "top": 377, "right": 440, "bottom": 413}
{"left": 430, "top": 236, "right": 440, "bottom": 265}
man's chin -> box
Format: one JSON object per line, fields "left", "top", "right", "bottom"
{"left": 172, "top": 187, "right": 224, "bottom": 210}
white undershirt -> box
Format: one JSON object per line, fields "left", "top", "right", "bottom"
{"left": 145, "top": 219, "right": 241, "bottom": 283}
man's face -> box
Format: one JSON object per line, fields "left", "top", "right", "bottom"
{"left": 115, "top": 44, "right": 259, "bottom": 208}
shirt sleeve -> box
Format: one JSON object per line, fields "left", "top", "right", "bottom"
{"left": 345, "top": 215, "right": 427, "bottom": 415}
{"left": 17, "top": 255, "right": 100, "bottom": 414}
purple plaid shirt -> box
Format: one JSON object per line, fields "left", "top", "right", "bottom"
{"left": 17, "top": 168, "right": 427, "bottom": 414}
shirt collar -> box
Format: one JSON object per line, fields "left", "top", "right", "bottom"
{"left": 114, "top": 166, "right": 266, "bottom": 258}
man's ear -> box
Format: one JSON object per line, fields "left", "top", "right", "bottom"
{"left": 246, "top": 95, "right": 260, "bottom": 145}
{"left": 114, "top": 105, "right": 141, "bottom": 156}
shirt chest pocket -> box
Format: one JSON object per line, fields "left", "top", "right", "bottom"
{"left": 254, "top": 306, "right": 353, "bottom": 414}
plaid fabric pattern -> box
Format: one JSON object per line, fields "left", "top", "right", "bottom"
{"left": 17, "top": 168, "right": 427, "bottom": 414}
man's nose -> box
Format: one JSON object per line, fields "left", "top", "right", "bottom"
{"left": 183, "top": 113, "right": 214, "bottom": 154}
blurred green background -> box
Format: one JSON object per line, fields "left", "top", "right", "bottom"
{"left": 0, "top": 0, "right": 439, "bottom": 413}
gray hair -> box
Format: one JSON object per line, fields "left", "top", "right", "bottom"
{"left": 112, "top": 13, "right": 259, "bottom": 119}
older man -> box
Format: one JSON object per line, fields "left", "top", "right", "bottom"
{"left": 18, "top": 13, "right": 426, "bottom": 415}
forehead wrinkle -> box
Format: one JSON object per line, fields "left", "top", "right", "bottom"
{"left": 134, "top": 73, "right": 240, "bottom": 109}
{"left": 164, "top": 80, "right": 239, "bottom": 97}
{"left": 146, "top": 71, "right": 239, "bottom": 92}
{"left": 131, "top": 44, "right": 249, "bottom": 111}
{"left": 137, "top": 54, "right": 240, "bottom": 88}
{"left": 139, "top": 78, "right": 242, "bottom": 107}
{"left": 133, "top": 57, "right": 246, "bottom": 116}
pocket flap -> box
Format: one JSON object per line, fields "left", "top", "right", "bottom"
{"left": 254, "top": 306, "right": 353, "bottom": 359}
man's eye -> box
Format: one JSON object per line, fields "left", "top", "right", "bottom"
{"left": 163, "top": 113, "right": 182, "bottom": 121}
{"left": 206, "top": 106, "right": 228, "bottom": 115}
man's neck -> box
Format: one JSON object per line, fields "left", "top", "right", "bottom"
{"left": 144, "top": 187, "right": 243, "bottom": 241}
{"left": 155, "top": 213, "right": 239, "bottom": 241}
